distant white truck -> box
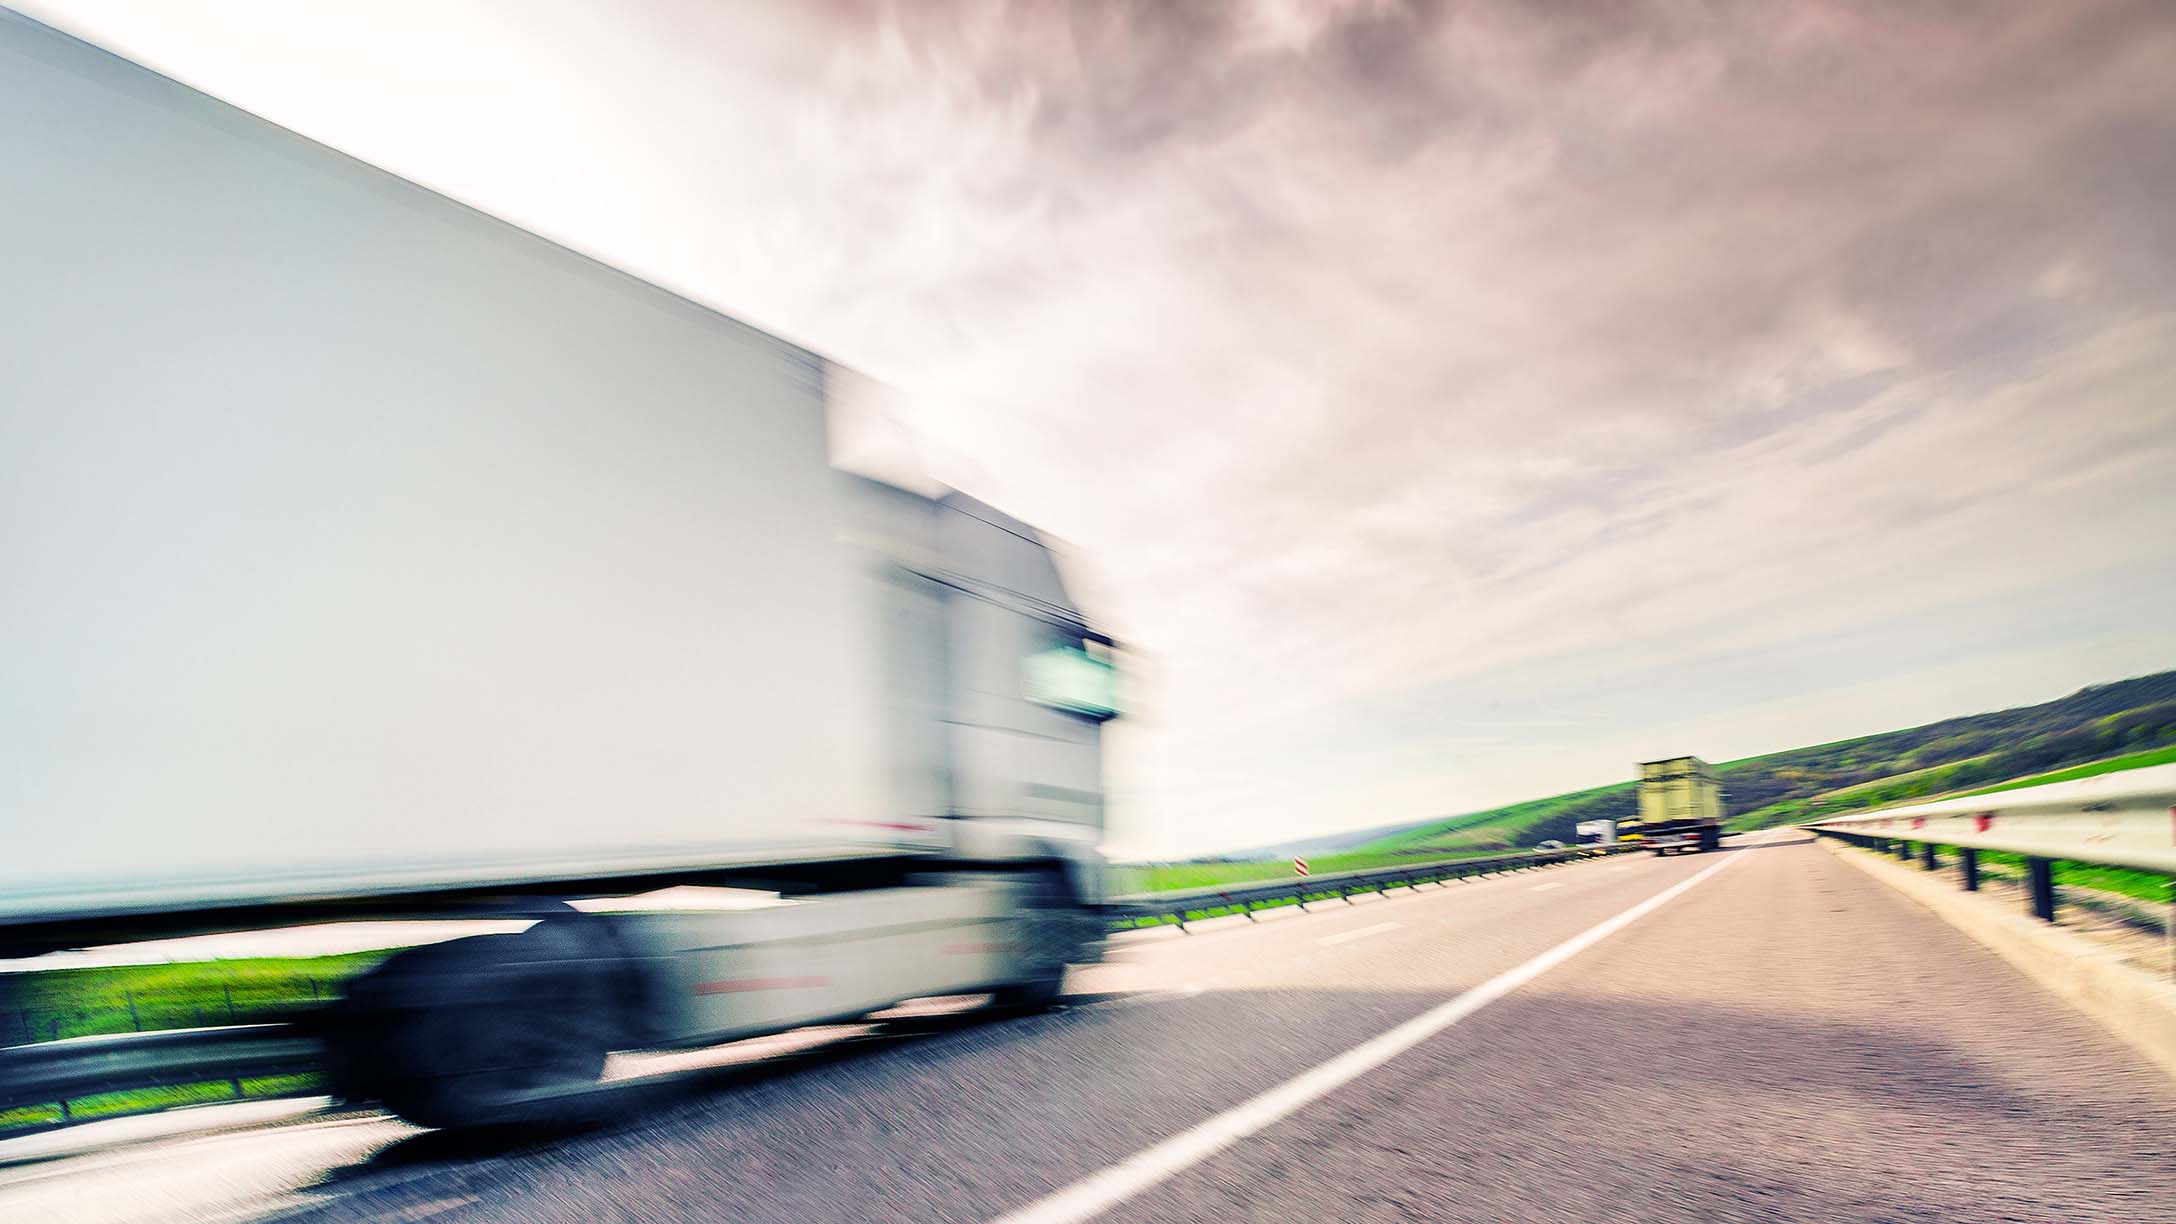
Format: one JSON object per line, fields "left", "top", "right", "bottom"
{"left": 0, "top": 11, "right": 1117, "bottom": 1126}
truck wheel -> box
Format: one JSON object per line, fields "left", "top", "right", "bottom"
{"left": 330, "top": 924, "right": 621, "bottom": 1128}
{"left": 323, "top": 934, "right": 507, "bottom": 1107}
{"left": 989, "top": 965, "right": 1067, "bottom": 1013}
{"left": 990, "top": 868, "right": 1090, "bottom": 1014}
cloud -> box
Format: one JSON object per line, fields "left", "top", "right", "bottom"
{"left": 27, "top": 0, "right": 2176, "bottom": 854}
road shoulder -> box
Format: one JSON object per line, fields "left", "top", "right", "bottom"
{"left": 1815, "top": 833, "right": 2176, "bottom": 1080}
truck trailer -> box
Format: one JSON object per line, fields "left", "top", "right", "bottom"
{"left": 1629, "top": 757, "right": 1724, "bottom": 855}
{"left": 1573, "top": 819, "right": 1617, "bottom": 847}
{"left": 0, "top": 10, "right": 1116, "bottom": 1127}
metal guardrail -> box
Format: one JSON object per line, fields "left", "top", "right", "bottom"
{"left": 1805, "top": 764, "right": 2176, "bottom": 922}
{"left": 0, "top": 1023, "right": 320, "bottom": 1117}
{"left": 1107, "top": 842, "right": 1645, "bottom": 931}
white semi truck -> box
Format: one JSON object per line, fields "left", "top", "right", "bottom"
{"left": 0, "top": 11, "right": 1118, "bottom": 1126}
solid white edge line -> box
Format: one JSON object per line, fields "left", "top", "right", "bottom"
{"left": 990, "top": 851, "right": 1742, "bottom": 1224}
{"left": 1314, "top": 921, "right": 1401, "bottom": 947}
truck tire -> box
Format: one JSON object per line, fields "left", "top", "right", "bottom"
{"left": 327, "top": 922, "right": 623, "bottom": 1128}
{"left": 989, "top": 868, "right": 1092, "bottom": 1014}
{"left": 320, "top": 937, "right": 481, "bottom": 1108}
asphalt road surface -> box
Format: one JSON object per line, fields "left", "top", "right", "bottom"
{"left": 6, "top": 830, "right": 2174, "bottom": 1223}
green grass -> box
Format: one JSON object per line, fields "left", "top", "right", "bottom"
{"left": 9, "top": 950, "right": 394, "bottom": 1045}
{"left": 1118, "top": 843, "right": 1546, "bottom": 893}
{"left": 0, "top": 1075, "right": 319, "bottom": 1132}
{"left": 1112, "top": 853, "right": 1574, "bottom": 928}
{"left": 1967, "top": 849, "right": 2174, "bottom": 906}
{"left": 1953, "top": 743, "right": 2176, "bottom": 797}
{"left": 3, "top": 950, "right": 398, "bottom": 1134}
{"left": 1859, "top": 842, "right": 2171, "bottom": 912}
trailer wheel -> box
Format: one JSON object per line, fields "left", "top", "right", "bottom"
{"left": 330, "top": 923, "right": 622, "bottom": 1128}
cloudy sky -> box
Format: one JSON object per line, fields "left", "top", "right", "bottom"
{"left": 26, "top": 0, "right": 2176, "bottom": 858}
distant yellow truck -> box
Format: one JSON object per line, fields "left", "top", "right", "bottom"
{"left": 1630, "top": 756, "right": 1724, "bottom": 854}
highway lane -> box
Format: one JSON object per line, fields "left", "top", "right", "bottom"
{"left": 0, "top": 844, "right": 1721, "bottom": 1223}
{"left": 8, "top": 830, "right": 2174, "bottom": 1222}
{"left": 1095, "top": 831, "right": 2176, "bottom": 1223}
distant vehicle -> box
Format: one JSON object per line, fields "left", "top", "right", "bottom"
{"left": 1, "top": 13, "right": 1118, "bottom": 1129}
{"left": 1535, "top": 839, "right": 1566, "bottom": 851}
{"left": 1573, "top": 819, "right": 1617, "bottom": 846}
{"left": 1623, "top": 757, "right": 1724, "bottom": 855}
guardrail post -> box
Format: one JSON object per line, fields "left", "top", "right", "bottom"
{"left": 2026, "top": 857, "right": 2056, "bottom": 922}
{"left": 1919, "top": 842, "right": 1938, "bottom": 871}
{"left": 1959, "top": 848, "right": 1979, "bottom": 892}
{"left": 1894, "top": 839, "right": 1911, "bottom": 862}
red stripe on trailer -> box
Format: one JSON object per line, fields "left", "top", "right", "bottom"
{"left": 826, "top": 818, "right": 935, "bottom": 833}
{"left": 694, "top": 976, "right": 831, "bottom": 994}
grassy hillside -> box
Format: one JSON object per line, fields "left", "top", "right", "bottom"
{"left": 1126, "top": 670, "right": 2176, "bottom": 892}
{"left": 1717, "top": 673, "right": 2176, "bottom": 829}
{"left": 1364, "top": 782, "right": 1637, "bottom": 858}
{"left": 1951, "top": 743, "right": 2176, "bottom": 797}
{"left": 1357, "top": 669, "right": 2176, "bottom": 852}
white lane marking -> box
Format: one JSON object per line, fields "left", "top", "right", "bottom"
{"left": 990, "top": 853, "right": 1740, "bottom": 1224}
{"left": 1530, "top": 882, "right": 1561, "bottom": 892}
{"left": 1314, "top": 921, "right": 1400, "bottom": 947}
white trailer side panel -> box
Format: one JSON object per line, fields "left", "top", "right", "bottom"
{"left": 0, "top": 14, "right": 912, "bottom": 917}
